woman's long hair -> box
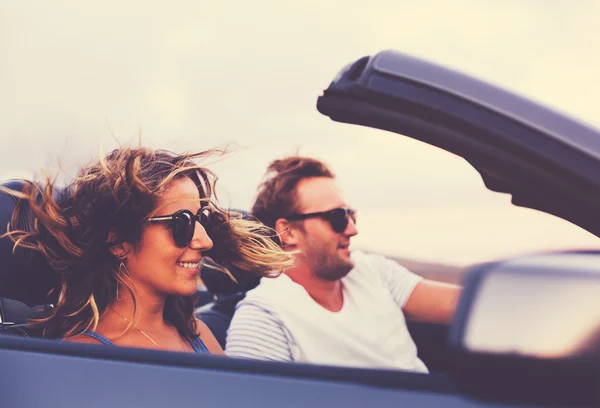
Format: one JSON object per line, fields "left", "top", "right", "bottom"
{"left": 1, "top": 147, "right": 293, "bottom": 339}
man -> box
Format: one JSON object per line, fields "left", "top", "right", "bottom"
{"left": 225, "top": 156, "right": 461, "bottom": 372}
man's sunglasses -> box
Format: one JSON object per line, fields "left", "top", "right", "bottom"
{"left": 285, "top": 207, "right": 356, "bottom": 233}
{"left": 147, "top": 207, "right": 213, "bottom": 248}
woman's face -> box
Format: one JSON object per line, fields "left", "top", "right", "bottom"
{"left": 124, "top": 177, "right": 214, "bottom": 297}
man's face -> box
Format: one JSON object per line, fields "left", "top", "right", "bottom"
{"left": 292, "top": 177, "right": 358, "bottom": 281}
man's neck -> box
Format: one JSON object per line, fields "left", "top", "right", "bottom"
{"left": 286, "top": 265, "right": 344, "bottom": 312}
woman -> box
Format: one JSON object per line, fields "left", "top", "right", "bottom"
{"left": 2, "top": 147, "right": 292, "bottom": 354}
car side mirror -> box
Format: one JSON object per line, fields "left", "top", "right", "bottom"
{"left": 448, "top": 253, "right": 600, "bottom": 406}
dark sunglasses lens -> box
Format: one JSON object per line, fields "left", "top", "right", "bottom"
{"left": 199, "top": 207, "right": 211, "bottom": 228}
{"left": 349, "top": 210, "right": 357, "bottom": 225}
{"left": 329, "top": 209, "right": 350, "bottom": 233}
{"left": 173, "top": 211, "right": 194, "bottom": 247}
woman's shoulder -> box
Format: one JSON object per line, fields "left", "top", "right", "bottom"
{"left": 195, "top": 318, "right": 216, "bottom": 340}
{"left": 195, "top": 318, "right": 224, "bottom": 355}
{"left": 195, "top": 318, "right": 210, "bottom": 332}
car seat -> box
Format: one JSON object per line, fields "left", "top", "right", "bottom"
{"left": 196, "top": 256, "right": 262, "bottom": 348}
{"left": 0, "top": 179, "right": 58, "bottom": 336}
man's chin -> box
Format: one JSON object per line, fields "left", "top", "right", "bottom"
{"left": 318, "top": 260, "right": 355, "bottom": 281}
{"left": 339, "top": 250, "right": 354, "bottom": 267}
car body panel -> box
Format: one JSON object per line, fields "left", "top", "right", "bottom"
{"left": 0, "top": 335, "right": 540, "bottom": 408}
{"left": 370, "top": 51, "right": 600, "bottom": 158}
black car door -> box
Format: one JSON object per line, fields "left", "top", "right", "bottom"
{"left": 0, "top": 334, "right": 536, "bottom": 408}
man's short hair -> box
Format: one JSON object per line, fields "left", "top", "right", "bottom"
{"left": 251, "top": 156, "right": 335, "bottom": 234}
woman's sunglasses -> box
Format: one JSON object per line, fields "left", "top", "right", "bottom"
{"left": 285, "top": 207, "right": 356, "bottom": 233}
{"left": 147, "top": 207, "right": 213, "bottom": 248}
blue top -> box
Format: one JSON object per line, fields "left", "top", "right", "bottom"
{"left": 79, "top": 330, "right": 210, "bottom": 354}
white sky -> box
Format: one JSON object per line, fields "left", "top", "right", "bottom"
{"left": 2, "top": 0, "right": 600, "bottom": 266}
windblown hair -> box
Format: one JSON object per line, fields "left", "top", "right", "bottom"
{"left": 251, "top": 156, "right": 334, "bottom": 243}
{"left": 2, "top": 147, "right": 293, "bottom": 339}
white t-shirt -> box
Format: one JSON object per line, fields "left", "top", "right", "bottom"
{"left": 225, "top": 251, "right": 428, "bottom": 373}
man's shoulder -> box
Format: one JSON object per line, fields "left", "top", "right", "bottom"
{"left": 350, "top": 250, "right": 397, "bottom": 272}
{"left": 348, "top": 251, "right": 414, "bottom": 283}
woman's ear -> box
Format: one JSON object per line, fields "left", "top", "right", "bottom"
{"left": 107, "top": 231, "right": 132, "bottom": 260}
{"left": 275, "top": 218, "right": 298, "bottom": 247}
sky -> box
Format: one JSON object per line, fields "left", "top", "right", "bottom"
{"left": 1, "top": 1, "right": 600, "bottom": 266}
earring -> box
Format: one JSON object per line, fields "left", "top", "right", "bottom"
{"left": 116, "top": 261, "right": 129, "bottom": 301}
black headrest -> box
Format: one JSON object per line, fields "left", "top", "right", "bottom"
{"left": 0, "top": 296, "right": 51, "bottom": 325}
{"left": 0, "top": 180, "right": 59, "bottom": 306}
{"left": 200, "top": 258, "right": 261, "bottom": 295}
{"left": 200, "top": 209, "right": 263, "bottom": 295}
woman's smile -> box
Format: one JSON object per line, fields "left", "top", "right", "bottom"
{"left": 176, "top": 261, "right": 201, "bottom": 269}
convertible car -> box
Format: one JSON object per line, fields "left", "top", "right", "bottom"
{"left": 1, "top": 50, "right": 600, "bottom": 407}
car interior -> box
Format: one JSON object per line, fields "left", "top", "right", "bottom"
{"left": 2, "top": 177, "right": 600, "bottom": 406}
{"left": 0, "top": 179, "right": 453, "bottom": 375}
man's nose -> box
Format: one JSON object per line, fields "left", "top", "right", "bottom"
{"left": 344, "top": 218, "right": 358, "bottom": 237}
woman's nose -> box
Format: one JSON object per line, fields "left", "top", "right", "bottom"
{"left": 190, "top": 222, "right": 214, "bottom": 251}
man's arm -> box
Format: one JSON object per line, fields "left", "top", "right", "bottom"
{"left": 225, "top": 302, "right": 294, "bottom": 362}
{"left": 374, "top": 253, "right": 461, "bottom": 325}
{"left": 403, "top": 280, "right": 462, "bottom": 325}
